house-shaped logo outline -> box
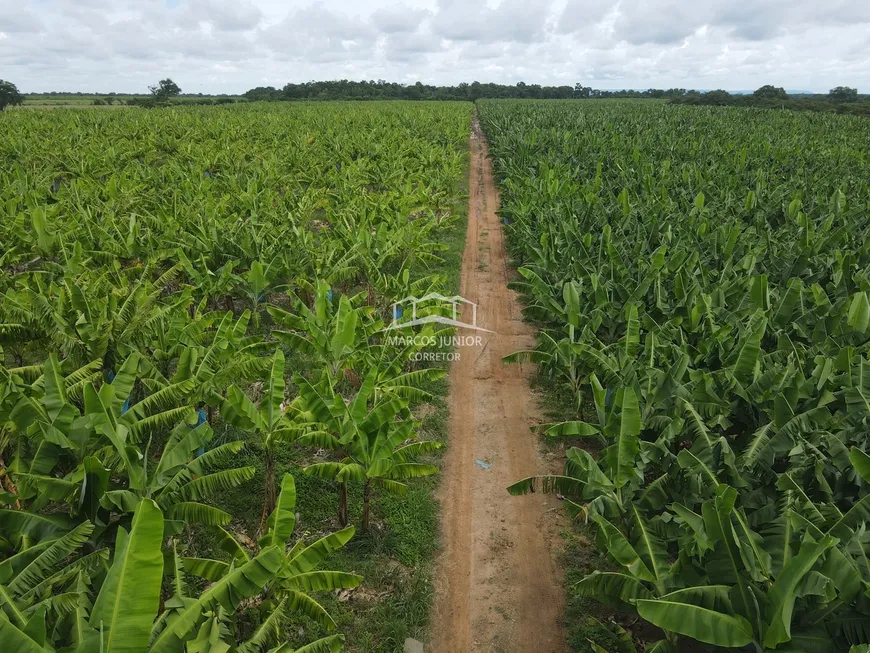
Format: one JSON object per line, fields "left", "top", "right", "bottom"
{"left": 385, "top": 292, "right": 493, "bottom": 332}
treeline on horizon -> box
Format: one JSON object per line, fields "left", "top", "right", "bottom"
{"left": 19, "top": 80, "right": 870, "bottom": 117}
{"left": 670, "top": 84, "right": 870, "bottom": 116}
{"left": 243, "top": 80, "right": 690, "bottom": 101}
{"left": 243, "top": 80, "right": 870, "bottom": 116}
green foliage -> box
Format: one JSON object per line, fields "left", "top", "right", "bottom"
{"left": 145, "top": 78, "right": 182, "bottom": 107}
{"left": 1, "top": 101, "right": 471, "bottom": 652}
{"left": 220, "top": 348, "right": 293, "bottom": 523}
{"left": 829, "top": 86, "right": 859, "bottom": 103}
{"left": 183, "top": 474, "right": 361, "bottom": 634}
{"left": 0, "top": 498, "right": 344, "bottom": 652}
{"left": 484, "top": 99, "right": 870, "bottom": 651}
{"left": 0, "top": 80, "right": 24, "bottom": 111}
{"left": 670, "top": 89, "right": 870, "bottom": 116}
{"left": 294, "top": 368, "right": 441, "bottom": 533}
{"left": 753, "top": 85, "right": 789, "bottom": 101}
{"left": 0, "top": 353, "right": 254, "bottom": 542}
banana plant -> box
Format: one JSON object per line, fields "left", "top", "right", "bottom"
{"left": 0, "top": 498, "right": 345, "bottom": 652}
{"left": 182, "top": 474, "right": 362, "bottom": 633}
{"left": 295, "top": 368, "right": 440, "bottom": 533}
{"left": 358, "top": 255, "right": 445, "bottom": 320}
{"left": 509, "top": 384, "right": 648, "bottom": 517}
{"left": 220, "top": 349, "right": 312, "bottom": 528}
{"left": 2, "top": 264, "right": 190, "bottom": 370}
{"left": 509, "top": 355, "right": 870, "bottom": 651}
{"left": 286, "top": 230, "right": 359, "bottom": 300}
{"left": 623, "top": 482, "right": 859, "bottom": 652}
{"left": 238, "top": 258, "right": 287, "bottom": 328}
{"left": 0, "top": 519, "right": 106, "bottom": 638}
{"left": 524, "top": 465, "right": 869, "bottom": 651}
{"left": 3, "top": 353, "right": 193, "bottom": 508}
{"left": 268, "top": 282, "right": 373, "bottom": 383}
{"left": 166, "top": 309, "right": 272, "bottom": 422}
{"left": 0, "top": 354, "right": 255, "bottom": 543}
{"left": 357, "top": 322, "right": 448, "bottom": 403}
{"left": 582, "top": 617, "right": 676, "bottom": 653}
{"left": 176, "top": 250, "right": 240, "bottom": 312}
{"left": 98, "top": 419, "right": 256, "bottom": 534}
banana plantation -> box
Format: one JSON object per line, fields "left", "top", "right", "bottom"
{"left": 0, "top": 102, "right": 471, "bottom": 651}
{"left": 4, "top": 94, "right": 870, "bottom": 652}
{"left": 480, "top": 100, "right": 870, "bottom": 652}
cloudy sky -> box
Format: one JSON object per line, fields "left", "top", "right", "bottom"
{"left": 3, "top": 0, "right": 869, "bottom": 94}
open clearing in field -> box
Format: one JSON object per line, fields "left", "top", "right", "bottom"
{"left": 429, "top": 117, "right": 568, "bottom": 653}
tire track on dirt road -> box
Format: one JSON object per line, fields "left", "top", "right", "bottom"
{"left": 428, "top": 116, "right": 568, "bottom": 653}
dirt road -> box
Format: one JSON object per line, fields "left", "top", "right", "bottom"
{"left": 428, "top": 118, "right": 568, "bottom": 653}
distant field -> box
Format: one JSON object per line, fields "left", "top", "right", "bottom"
{"left": 22, "top": 94, "right": 240, "bottom": 107}
{"left": 23, "top": 94, "right": 144, "bottom": 106}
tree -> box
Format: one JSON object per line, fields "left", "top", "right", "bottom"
{"left": 469, "top": 81, "right": 482, "bottom": 102}
{"left": 702, "top": 89, "right": 732, "bottom": 106}
{"left": 574, "top": 83, "right": 592, "bottom": 99}
{"left": 829, "top": 86, "right": 859, "bottom": 103}
{"left": 148, "top": 78, "right": 181, "bottom": 104}
{"left": 243, "top": 86, "right": 280, "bottom": 101}
{"left": 752, "top": 85, "right": 788, "bottom": 101}
{"left": 0, "top": 80, "right": 24, "bottom": 111}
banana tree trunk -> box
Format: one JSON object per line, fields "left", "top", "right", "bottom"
{"left": 0, "top": 458, "right": 21, "bottom": 510}
{"left": 362, "top": 480, "right": 371, "bottom": 535}
{"left": 260, "top": 448, "right": 277, "bottom": 532}
{"left": 338, "top": 481, "right": 349, "bottom": 527}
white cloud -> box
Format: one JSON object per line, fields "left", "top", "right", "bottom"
{"left": 0, "top": 6, "right": 44, "bottom": 33}
{"left": 430, "top": 0, "right": 552, "bottom": 44}
{"left": 0, "top": 0, "right": 868, "bottom": 93}
{"left": 371, "top": 4, "right": 431, "bottom": 33}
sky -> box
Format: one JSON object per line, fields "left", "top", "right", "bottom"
{"left": 2, "top": 0, "right": 869, "bottom": 94}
